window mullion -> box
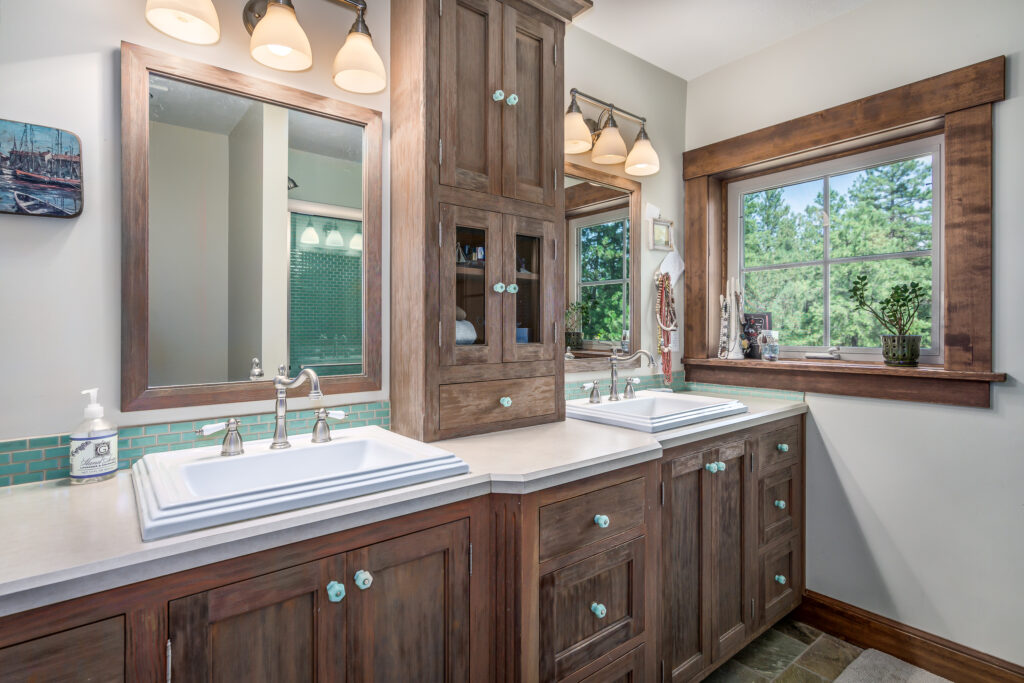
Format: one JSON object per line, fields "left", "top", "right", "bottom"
{"left": 823, "top": 175, "right": 831, "bottom": 347}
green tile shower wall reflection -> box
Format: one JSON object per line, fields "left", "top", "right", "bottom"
{"left": 289, "top": 212, "right": 364, "bottom": 378}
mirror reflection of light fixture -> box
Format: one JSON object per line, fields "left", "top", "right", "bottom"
{"left": 348, "top": 232, "right": 363, "bottom": 251}
{"left": 624, "top": 124, "right": 660, "bottom": 176}
{"left": 332, "top": 4, "right": 387, "bottom": 94}
{"left": 300, "top": 217, "right": 320, "bottom": 245}
{"left": 246, "top": 0, "right": 312, "bottom": 71}
{"left": 325, "top": 228, "right": 346, "bottom": 248}
{"left": 145, "top": 0, "right": 221, "bottom": 44}
{"left": 564, "top": 93, "right": 593, "bottom": 154}
{"left": 565, "top": 88, "right": 659, "bottom": 177}
{"left": 591, "top": 110, "right": 627, "bottom": 165}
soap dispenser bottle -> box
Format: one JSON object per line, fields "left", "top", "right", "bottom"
{"left": 69, "top": 388, "right": 118, "bottom": 485}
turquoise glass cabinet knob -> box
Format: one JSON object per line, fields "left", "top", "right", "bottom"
{"left": 506, "top": 93, "right": 519, "bottom": 106}
{"left": 492, "top": 89, "right": 505, "bottom": 102}
{"left": 326, "top": 580, "right": 346, "bottom": 603}
{"left": 590, "top": 602, "right": 607, "bottom": 619}
{"left": 499, "top": 396, "right": 512, "bottom": 408}
{"left": 354, "top": 569, "right": 373, "bottom": 590}
{"left": 775, "top": 574, "right": 787, "bottom": 585}
{"left": 774, "top": 499, "right": 787, "bottom": 509}
{"left": 705, "top": 462, "right": 719, "bottom": 473}
{"left": 593, "top": 514, "right": 610, "bottom": 528}
{"left": 493, "top": 282, "right": 506, "bottom": 293}
{"left": 777, "top": 443, "right": 790, "bottom": 452}
{"left": 716, "top": 461, "right": 726, "bottom": 471}
{"left": 507, "top": 283, "right": 519, "bottom": 294}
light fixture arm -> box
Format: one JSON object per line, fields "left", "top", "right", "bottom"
{"left": 570, "top": 88, "right": 646, "bottom": 125}
{"left": 244, "top": 0, "right": 371, "bottom": 36}
{"left": 331, "top": 0, "right": 372, "bottom": 35}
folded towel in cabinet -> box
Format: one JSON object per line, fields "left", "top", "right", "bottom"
{"left": 455, "top": 319, "right": 477, "bottom": 345}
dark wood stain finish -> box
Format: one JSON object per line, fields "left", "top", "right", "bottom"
{"left": 538, "top": 477, "right": 646, "bottom": 562}
{"left": 0, "top": 617, "right": 125, "bottom": 683}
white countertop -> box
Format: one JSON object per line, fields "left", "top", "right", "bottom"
{"left": 0, "top": 393, "right": 804, "bottom": 618}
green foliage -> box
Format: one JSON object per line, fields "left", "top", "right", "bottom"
{"left": 577, "top": 219, "right": 630, "bottom": 342}
{"left": 582, "top": 284, "right": 627, "bottom": 342}
{"left": 850, "top": 276, "right": 928, "bottom": 336}
{"left": 742, "top": 156, "right": 934, "bottom": 349}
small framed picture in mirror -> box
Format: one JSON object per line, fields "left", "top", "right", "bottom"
{"left": 650, "top": 217, "right": 674, "bottom": 251}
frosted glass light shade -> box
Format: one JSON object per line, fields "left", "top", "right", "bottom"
{"left": 325, "top": 229, "right": 346, "bottom": 248}
{"left": 146, "top": 0, "right": 220, "bottom": 44}
{"left": 591, "top": 124, "right": 627, "bottom": 165}
{"left": 300, "top": 226, "right": 321, "bottom": 245}
{"left": 250, "top": 3, "right": 313, "bottom": 72}
{"left": 625, "top": 137, "right": 660, "bottom": 176}
{"left": 349, "top": 233, "right": 363, "bottom": 251}
{"left": 333, "top": 32, "right": 387, "bottom": 94}
{"left": 564, "top": 111, "right": 593, "bottom": 154}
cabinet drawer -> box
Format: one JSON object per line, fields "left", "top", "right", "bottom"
{"left": 539, "top": 477, "right": 646, "bottom": 562}
{"left": 438, "top": 375, "right": 555, "bottom": 431}
{"left": 540, "top": 537, "right": 646, "bottom": 681}
{"left": 759, "top": 535, "right": 802, "bottom": 625}
{"left": 579, "top": 644, "right": 646, "bottom": 683}
{"left": 756, "top": 421, "right": 801, "bottom": 474}
{"left": 758, "top": 465, "right": 801, "bottom": 547}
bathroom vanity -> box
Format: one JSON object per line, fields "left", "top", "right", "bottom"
{"left": 0, "top": 398, "right": 804, "bottom": 682}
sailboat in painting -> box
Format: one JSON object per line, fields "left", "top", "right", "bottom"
{"left": 0, "top": 119, "right": 83, "bottom": 218}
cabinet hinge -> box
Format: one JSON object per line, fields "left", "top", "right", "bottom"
{"left": 439, "top": 0, "right": 442, "bottom": 16}
{"left": 749, "top": 452, "right": 754, "bottom": 473}
{"left": 660, "top": 481, "right": 665, "bottom": 505}
{"left": 165, "top": 639, "right": 172, "bottom": 683}
{"left": 750, "top": 597, "right": 755, "bottom": 621}
{"left": 438, "top": 138, "right": 443, "bottom": 166}
{"left": 659, "top": 660, "right": 665, "bottom": 682}
{"left": 469, "top": 542, "right": 473, "bottom": 575}
{"left": 438, "top": 220, "right": 442, "bottom": 248}
{"left": 439, "top": 321, "right": 442, "bottom": 347}
{"left": 554, "top": 44, "right": 558, "bottom": 65}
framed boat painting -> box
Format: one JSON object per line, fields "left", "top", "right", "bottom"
{"left": 0, "top": 118, "right": 83, "bottom": 218}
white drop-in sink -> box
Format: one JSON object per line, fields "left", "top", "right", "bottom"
{"left": 132, "top": 426, "right": 469, "bottom": 541}
{"left": 566, "top": 390, "right": 747, "bottom": 432}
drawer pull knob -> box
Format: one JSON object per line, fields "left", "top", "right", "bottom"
{"left": 776, "top": 443, "right": 790, "bottom": 452}
{"left": 590, "top": 602, "right": 607, "bottom": 619}
{"left": 499, "top": 396, "right": 512, "bottom": 408}
{"left": 507, "top": 283, "right": 519, "bottom": 294}
{"left": 354, "top": 570, "right": 373, "bottom": 590}
{"left": 326, "top": 580, "right": 346, "bottom": 603}
{"left": 717, "top": 461, "right": 726, "bottom": 471}
{"left": 593, "top": 514, "right": 610, "bottom": 528}
{"left": 493, "top": 282, "right": 506, "bottom": 293}
{"left": 506, "top": 93, "right": 519, "bottom": 106}
{"left": 492, "top": 89, "right": 505, "bottom": 102}
{"left": 774, "top": 574, "right": 787, "bottom": 585}
{"left": 705, "top": 462, "right": 719, "bottom": 473}
{"left": 774, "top": 499, "right": 787, "bottom": 509}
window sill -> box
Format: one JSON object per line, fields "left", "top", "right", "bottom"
{"left": 683, "top": 358, "right": 1007, "bottom": 408}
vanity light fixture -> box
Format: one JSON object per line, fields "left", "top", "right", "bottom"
{"left": 300, "top": 217, "right": 320, "bottom": 245}
{"left": 565, "top": 88, "right": 660, "bottom": 176}
{"left": 145, "top": 0, "right": 221, "bottom": 45}
{"left": 348, "top": 232, "right": 363, "bottom": 251}
{"left": 236, "top": 0, "right": 385, "bottom": 92}
{"left": 325, "top": 227, "right": 346, "bottom": 248}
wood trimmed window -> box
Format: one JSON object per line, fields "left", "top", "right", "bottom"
{"left": 682, "top": 57, "right": 1007, "bottom": 408}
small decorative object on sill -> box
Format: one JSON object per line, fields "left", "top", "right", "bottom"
{"left": 805, "top": 346, "right": 841, "bottom": 360}
{"left": 758, "top": 330, "right": 780, "bottom": 361}
{"left": 0, "top": 119, "right": 83, "bottom": 218}
{"left": 718, "top": 277, "right": 745, "bottom": 360}
{"left": 565, "top": 301, "right": 588, "bottom": 350}
{"left": 850, "top": 275, "right": 928, "bottom": 367}
{"left": 742, "top": 312, "right": 772, "bottom": 359}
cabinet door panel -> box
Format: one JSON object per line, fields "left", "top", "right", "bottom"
{"left": 661, "top": 451, "right": 708, "bottom": 682}
{"left": 440, "top": 0, "right": 502, "bottom": 194}
{"left": 760, "top": 536, "right": 802, "bottom": 626}
{"left": 0, "top": 617, "right": 125, "bottom": 683}
{"left": 503, "top": 214, "right": 558, "bottom": 362}
{"left": 440, "top": 204, "right": 504, "bottom": 366}
{"left": 168, "top": 561, "right": 340, "bottom": 682}
{"left": 708, "top": 441, "right": 754, "bottom": 662}
{"left": 580, "top": 644, "right": 646, "bottom": 683}
{"left": 758, "top": 465, "right": 801, "bottom": 548}
{"left": 346, "top": 520, "right": 471, "bottom": 682}
{"left": 501, "top": 3, "right": 555, "bottom": 205}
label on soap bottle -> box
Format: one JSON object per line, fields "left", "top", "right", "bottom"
{"left": 69, "top": 433, "right": 118, "bottom": 479}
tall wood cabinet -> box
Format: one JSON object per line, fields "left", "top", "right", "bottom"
{"left": 391, "top": 0, "right": 588, "bottom": 441}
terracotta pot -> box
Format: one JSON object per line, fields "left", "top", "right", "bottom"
{"left": 881, "top": 334, "right": 921, "bottom": 367}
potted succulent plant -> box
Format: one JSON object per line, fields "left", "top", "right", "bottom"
{"left": 850, "top": 275, "right": 928, "bottom": 367}
{"left": 564, "top": 301, "right": 588, "bottom": 350}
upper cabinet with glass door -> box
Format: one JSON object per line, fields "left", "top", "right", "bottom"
{"left": 439, "top": 0, "right": 557, "bottom": 206}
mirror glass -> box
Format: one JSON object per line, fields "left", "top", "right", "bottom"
{"left": 147, "top": 74, "right": 365, "bottom": 387}
{"left": 564, "top": 174, "right": 632, "bottom": 359}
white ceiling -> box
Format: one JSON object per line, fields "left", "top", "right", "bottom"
{"left": 573, "top": 0, "right": 871, "bottom": 81}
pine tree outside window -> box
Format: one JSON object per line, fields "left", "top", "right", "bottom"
{"left": 571, "top": 209, "right": 630, "bottom": 344}
{"left": 727, "top": 136, "right": 943, "bottom": 361}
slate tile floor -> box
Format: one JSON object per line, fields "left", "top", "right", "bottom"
{"left": 705, "top": 617, "right": 864, "bottom": 682}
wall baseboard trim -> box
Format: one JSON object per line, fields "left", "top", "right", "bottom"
{"left": 794, "top": 590, "right": 1024, "bottom": 683}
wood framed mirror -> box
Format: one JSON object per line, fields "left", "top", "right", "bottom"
{"left": 121, "top": 42, "right": 383, "bottom": 411}
{"left": 563, "top": 162, "right": 642, "bottom": 373}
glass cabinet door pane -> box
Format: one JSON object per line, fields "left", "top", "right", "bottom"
{"left": 456, "top": 226, "right": 488, "bottom": 346}
{"left": 514, "top": 233, "right": 542, "bottom": 344}
{"left": 503, "top": 214, "right": 555, "bottom": 362}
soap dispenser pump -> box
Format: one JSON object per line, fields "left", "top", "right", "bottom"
{"left": 69, "top": 388, "right": 118, "bottom": 485}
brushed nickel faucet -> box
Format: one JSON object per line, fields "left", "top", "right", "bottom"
{"left": 608, "top": 349, "right": 655, "bottom": 401}
{"left": 196, "top": 418, "right": 245, "bottom": 456}
{"left": 272, "top": 365, "right": 323, "bottom": 449}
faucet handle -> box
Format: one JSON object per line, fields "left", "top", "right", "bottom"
{"left": 249, "top": 358, "right": 264, "bottom": 381}
{"left": 582, "top": 381, "right": 602, "bottom": 404}
{"left": 196, "top": 421, "right": 230, "bottom": 437}
{"left": 312, "top": 408, "right": 348, "bottom": 444}
{"left": 623, "top": 377, "right": 640, "bottom": 399}
{"left": 196, "top": 419, "right": 244, "bottom": 456}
